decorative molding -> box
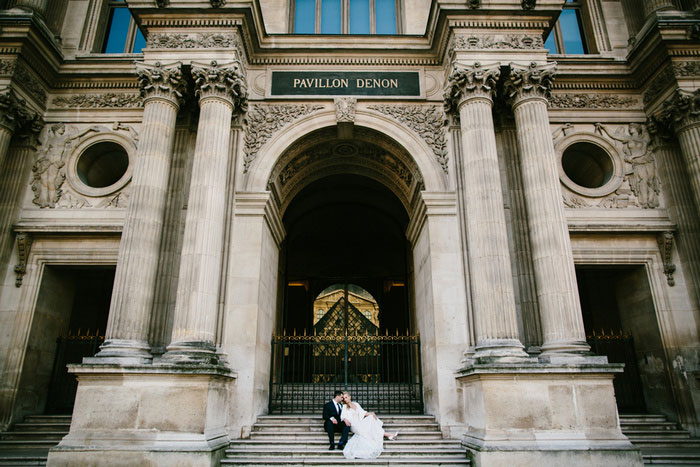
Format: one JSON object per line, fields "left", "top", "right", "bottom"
{"left": 136, "top": 62, "right": 186, "bottom": 106}
{"left": 549, "top": 93, "right": 640, "bottom": 109}
{"left": 368, "top": 104, "right": 449, "bottom": 174}
{"left": 52, "top": 93, "right": 143, "bottom": 108}
{"left": 643, "top": 67, "right": 675, "bottom": 105}
{"left": 673, "top": 61, "right": 700, "bottom": 77}
{"left": 504, "top": 62, "right": 556, "bottom": 107}
{"left": 334, "top": 97, "right": 356, "bottom": 123}
{"left": 147, "top": 32, "right": 237, "bottom": 49}
{"left": 453, "top": 34, "right": 543, "bottom": 51}
{"left": 660, "top": 88, "right": 700, "bottom": 131}
{"left": 14, "top": 63, "right": 47, "bottom": 105}
{"left": 14, "top": 233, "right": 32, "bottom": 287}
{"left": 521, "top": 0, "right": 536, "bottom": 10}
{"left": 0, "top": 59, "right": 16, "bottom": 76}
{"left": 657, "top": 231, "right": 676, "bottom": 286}
{"left": 444, "top": 62, "right": 500, "bottom": 115}
{"left": 243, "top": 104, "right": 324, "bottom": 172}
{"left": 155, "top": 0, "right": 169, "bottom": 6}
{"left": 467, "top": 0, "right": 480, "bottom": 7}
{"left": 210, "top": 0, "right": 226, "bottom": 6}
{"left": 192, "top": 60, "right": 247, "bottom": 111}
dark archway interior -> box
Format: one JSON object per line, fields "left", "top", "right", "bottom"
{"left": 281, "top": 174, "right": 412, "bottom": 336}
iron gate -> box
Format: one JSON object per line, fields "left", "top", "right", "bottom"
{"left": 588, "top": 331, "right": 646, "bottom": 413}
{"left": 269, "top": 332, "right": 423, "bottom": 414}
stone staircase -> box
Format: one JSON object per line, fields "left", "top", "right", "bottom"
{"left": 0, "top": 414, "right": 71, "bottom": 466}
{"left": 620, "top": 414, "right": 700, "bottom": 465}
{"left": 220, "top": 414, "right": 470, "bottom": 466}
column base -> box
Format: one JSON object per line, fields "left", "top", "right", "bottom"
{"left": 87, "top": 339, "right": 152, "bottom": 365}
{"left": 539, "top": 339, "right": 594, "bottom": 358}
{"left": 161, "top": 341, "right": 221, "bottom": 365}
{"left": 472, "top": 339, "right": 534, "bottom": 363}
{"left": 47, "top": 363, "right": 236, "bottom": 467}
{"left": 456, "top": 361, "right": 642, "bottom": 467}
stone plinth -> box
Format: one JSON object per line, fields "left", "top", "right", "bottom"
{"left": 456, "top": 363, "right": 643, "bottom": 467}
{"left": 46, "top": 364, "right": 235, "bottom": 467}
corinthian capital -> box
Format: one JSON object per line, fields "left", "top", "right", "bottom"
{"left": 0, "top": 88, "right": 27, "bottom": 132}
{"left": 661, "top": 88, "right": 700, "bottom": 132}
{"left": 136, "top": 61, "right": 186, "bottom": 107}
{"left": 503, "top": 61, "right": 556, "bottom": 108}
{"left": 192, "top": 60, "right": 248, "bottom": 112}
{"left": 443, "top": 62, "right": 500, "bottom": 115}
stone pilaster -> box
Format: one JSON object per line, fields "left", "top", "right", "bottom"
{"left": 504, "top": 62, "right": 590, "bottom": 357}
{"left": 661, "top": 89, "right": 700, "bottom": 220}
{"left": 164, "top": 61, "right": 247, "bottom": 364}
{"left": 444, "top": 63, "right": 527, "bottom": 360}
{"left": 94, "top": 62, "right": 185, "bottom": 364}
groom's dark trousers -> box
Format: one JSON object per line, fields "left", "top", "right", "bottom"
{"left": 323, "top": 401, "right": 350, "bottom": 447}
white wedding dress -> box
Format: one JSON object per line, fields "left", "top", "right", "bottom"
{"left": 340, "top": 402, "right": 385, "bottom": 459}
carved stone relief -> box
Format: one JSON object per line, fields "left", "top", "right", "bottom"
{"left": 335, "top": 97, "right": 356, "bottom": 123}
{"left": 52, "top": 93, "right": 143, "bottom": 108}
{"left": 549, "top": 93, "right": 640, "bottom": 109}
{"left": 643, "top": 67, "right": 675, "bottom": 105}
{"left": 31, "top": 123, "right": 137, "bottom": 209}
{"left": 147, "top": 32, "right": 237, "bottom": 49}
{"left": 14, "top": 62, "right": 47, "bottom": 105}
{"left": 243, "top": 104, "right": 324, "bottom": 172}
{"left": 673, "top": 61, "right": 700, "bottom": 78}
{"left": 0, "top": 59, "right": 16, "bottom": 76}
{"left": 367, "top": 104, "right": 448, "bottom": 174}
{"left": 452, "top": 34, "right": 543, "bottom": 51}
{"left": 657, "top": 231, "right": 676, "bottom": 286}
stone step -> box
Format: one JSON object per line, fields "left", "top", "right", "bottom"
{"left": 619, "top": 422, "right": 678, "bottom": 431}
{"left": 641, "top": 449, "right": 700, "bottom": 465}
{"left": 252, "top": 423, "right": 438, "bottom": 432}
{"left": 249, "top": 431, "right": 444, "bottom": 441}
{"left": 230, "top": 440, "right": 461, "bottom": 449}
{"left": 627, "top": 438, "right": 700, "bottom": 449}
{"left": 225, "top": 449, "right": 466, "bottom": 458}
{"left": 622, "top": 430, "right": 691, "bottom": 439}
{"left": 221, "top": 456, "right": 470, "bottom": 466}
{"left": 0, "top": 440, "right": 57, "bottom": 450}
{"left": 10, "top": 423, "right": 70, "bottom": 432}
{"left": 257, "top": 416, "right": 435, "bottom": 424}
{"left": 0, "top": 432, "right": 65, "bottom": 441}
{"left": 619, "top": 414, "right": 669, "bottom": 424}
{"left": 21, "top": 416, "right": 71, "bottom": 424}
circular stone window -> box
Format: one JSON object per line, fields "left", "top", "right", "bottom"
{"left": 559, "top": 141, "right": 622, "bottom": 197}
{"left": 68, "top": 139, "right": 133, "bottom": 197}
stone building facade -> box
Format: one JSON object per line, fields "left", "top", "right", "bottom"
{"left": 0, "top": 0, "right": 698, "bottom": 466}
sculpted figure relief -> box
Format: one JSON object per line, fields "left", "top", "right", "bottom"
{"left": 595, "top": 123, "right": 660, "bottom": 209}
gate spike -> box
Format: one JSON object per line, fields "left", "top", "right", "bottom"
{"left": 293, "top": 328, "right": 297, "bottom": 336}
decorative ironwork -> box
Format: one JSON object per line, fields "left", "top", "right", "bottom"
{"left": 587, "top": 330, "right": 646, "bottom": 413}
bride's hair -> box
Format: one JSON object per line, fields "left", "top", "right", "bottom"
{"left": 341, "top": 391, "right": 351, "bottom": 404}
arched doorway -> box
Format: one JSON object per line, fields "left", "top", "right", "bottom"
{"left": 270, "top": 174, "right": 422, "bottom": 413}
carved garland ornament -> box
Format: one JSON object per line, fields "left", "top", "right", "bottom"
{"left": 243, "top": 104, "right": 324, "bottom": 172}
{"left": 368, "top": 104, "right": 449, "bottom": 174}
{"left": 549, "top": 93, "right": 640, "bottom": 109}
{"left": 673, "top": 61, "right": 700, "bottom": 78}
{"left": 147, "top": 32, "right": 237, "bottom": 49}
{"left": 52, "top": 93, "right": 143, "bottom": 109}
{"left": 453, "top": 34, "right": 543, "bottom": 51}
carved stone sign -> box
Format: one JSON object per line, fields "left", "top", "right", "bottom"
{"left": 270, "top": 71, "right": 420, "bottom": 97}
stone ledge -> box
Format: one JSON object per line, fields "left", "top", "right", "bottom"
{"left": 67, "top": 362, "right": 236, "bottom": 378}
{"left": 456, "top": 361, "right": 625, "bottom": 378}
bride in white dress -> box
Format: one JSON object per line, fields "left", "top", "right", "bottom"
{"left": 340, "top": 392, "right": 398, "bottom": 460}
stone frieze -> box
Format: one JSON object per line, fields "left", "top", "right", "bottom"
{"left": 52, "top": 93, "right": 144, "bottom": 109}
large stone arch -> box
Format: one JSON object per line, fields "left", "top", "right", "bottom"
{"left": 243, "top": 108, "right": 448, "bottom": 196}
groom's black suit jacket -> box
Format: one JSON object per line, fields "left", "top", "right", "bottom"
{"left": 322, "top": 400, "right": 342, "bottom": 424}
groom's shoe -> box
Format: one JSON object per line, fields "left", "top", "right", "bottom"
{"left": 337, "top": 443, "right": 345, "bottom": 450}
{"left": 328, "top": 445, "right": 335, "bottom": 450}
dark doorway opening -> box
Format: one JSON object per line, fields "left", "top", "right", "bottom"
{"left": 270, "top": 174, "right": 422, "bottom": 414}
{"left": 576, "top": 266, "right": 676, "bottom": 418}
{"left": 16, "top": 266, "right": 115, "bottom": 417}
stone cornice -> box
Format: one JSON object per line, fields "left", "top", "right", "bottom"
{"left": 192, "top": 60, "right": 247, "bottom": 111}
{"left": 503, "top": 61, "right": 556, "bottom": 108}
{"left": 444, "top": 62, "right": 500, "bottom": 114}
{"left": 136, "top": 62, "right": 186, "bottom": 107}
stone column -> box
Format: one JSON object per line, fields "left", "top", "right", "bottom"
{"left": 444, "top": 63, "right": 527, "bottom": 360}
{"left": 504, "top": 62, "right": 589, "bottom": 357}
{"left": 94, "top": 62, "right": 185, "bottom": 364}
{"left": 662, "top": 89, "right": 700, "bottom": 220}
{"left": 163, "top": 61, "right": 247, "bottom": 364}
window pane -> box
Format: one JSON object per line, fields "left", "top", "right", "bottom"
{"left": 132, "top": 28, "right": 146, "bottom": 53}
{"left": 103, "top": 7, "right": 130, "bottom": 53}
{"left": 294, "top": 0, "right": 315, "bottom": 33}
{"left": 544, "top": 30, "right": 558, "bottom": 53}
{"left": 350, "top": 0, "right": 370, "bottom": 34}
{"left": 321, "top": 0, "right": 341, "bottom": 34}
{"left": 375, "top": 0, "right": 396, "bottom": 35}
{"left": 559, "top": 9, "right": 585, "bottom": 54}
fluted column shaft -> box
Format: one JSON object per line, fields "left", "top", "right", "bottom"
{"left": 675, "top": 124, "right": 700, "bottom": 216}
{"left": 446, "top": 63, "right": 526, "bottom": 359}
{"left": 0, "top": 128, "right": 13, "bottom": 171}
{"left": 96, "top": 63, "right": 184, "bottom": 364}
{"left": 164, "top": 61, "right": 246, "bottom": 363}
{"left": 506, "top": 63, "right": 589, "bottom": 356}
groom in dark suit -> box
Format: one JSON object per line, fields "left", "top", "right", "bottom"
{"left": 323, "top": 390, "right": 350, "bottom": 450}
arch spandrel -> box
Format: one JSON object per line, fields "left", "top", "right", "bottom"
{"left": 242, "top": 109, "right": 449, "bottom": 202}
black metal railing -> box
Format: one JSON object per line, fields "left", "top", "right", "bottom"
{"left": 269, "top": 332, "right": 423, "bottom": 414}
{"left": 588, "top": 330, "right": 646, "bottom": 413}
{"left": 45, "top": 330, "right": 104, "bottom": 414}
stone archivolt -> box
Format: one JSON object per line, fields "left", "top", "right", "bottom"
{"left": 136, "top": 62, "right": 187, "bottom": 106}
{"left": 192, "top": 60, "right": 248, "bottom": 111}
{"left": 243, "top": 104, "right": 324, "bottom": 172}
{"left": 367, "top": 104, "right": 449, "bottom": 175}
